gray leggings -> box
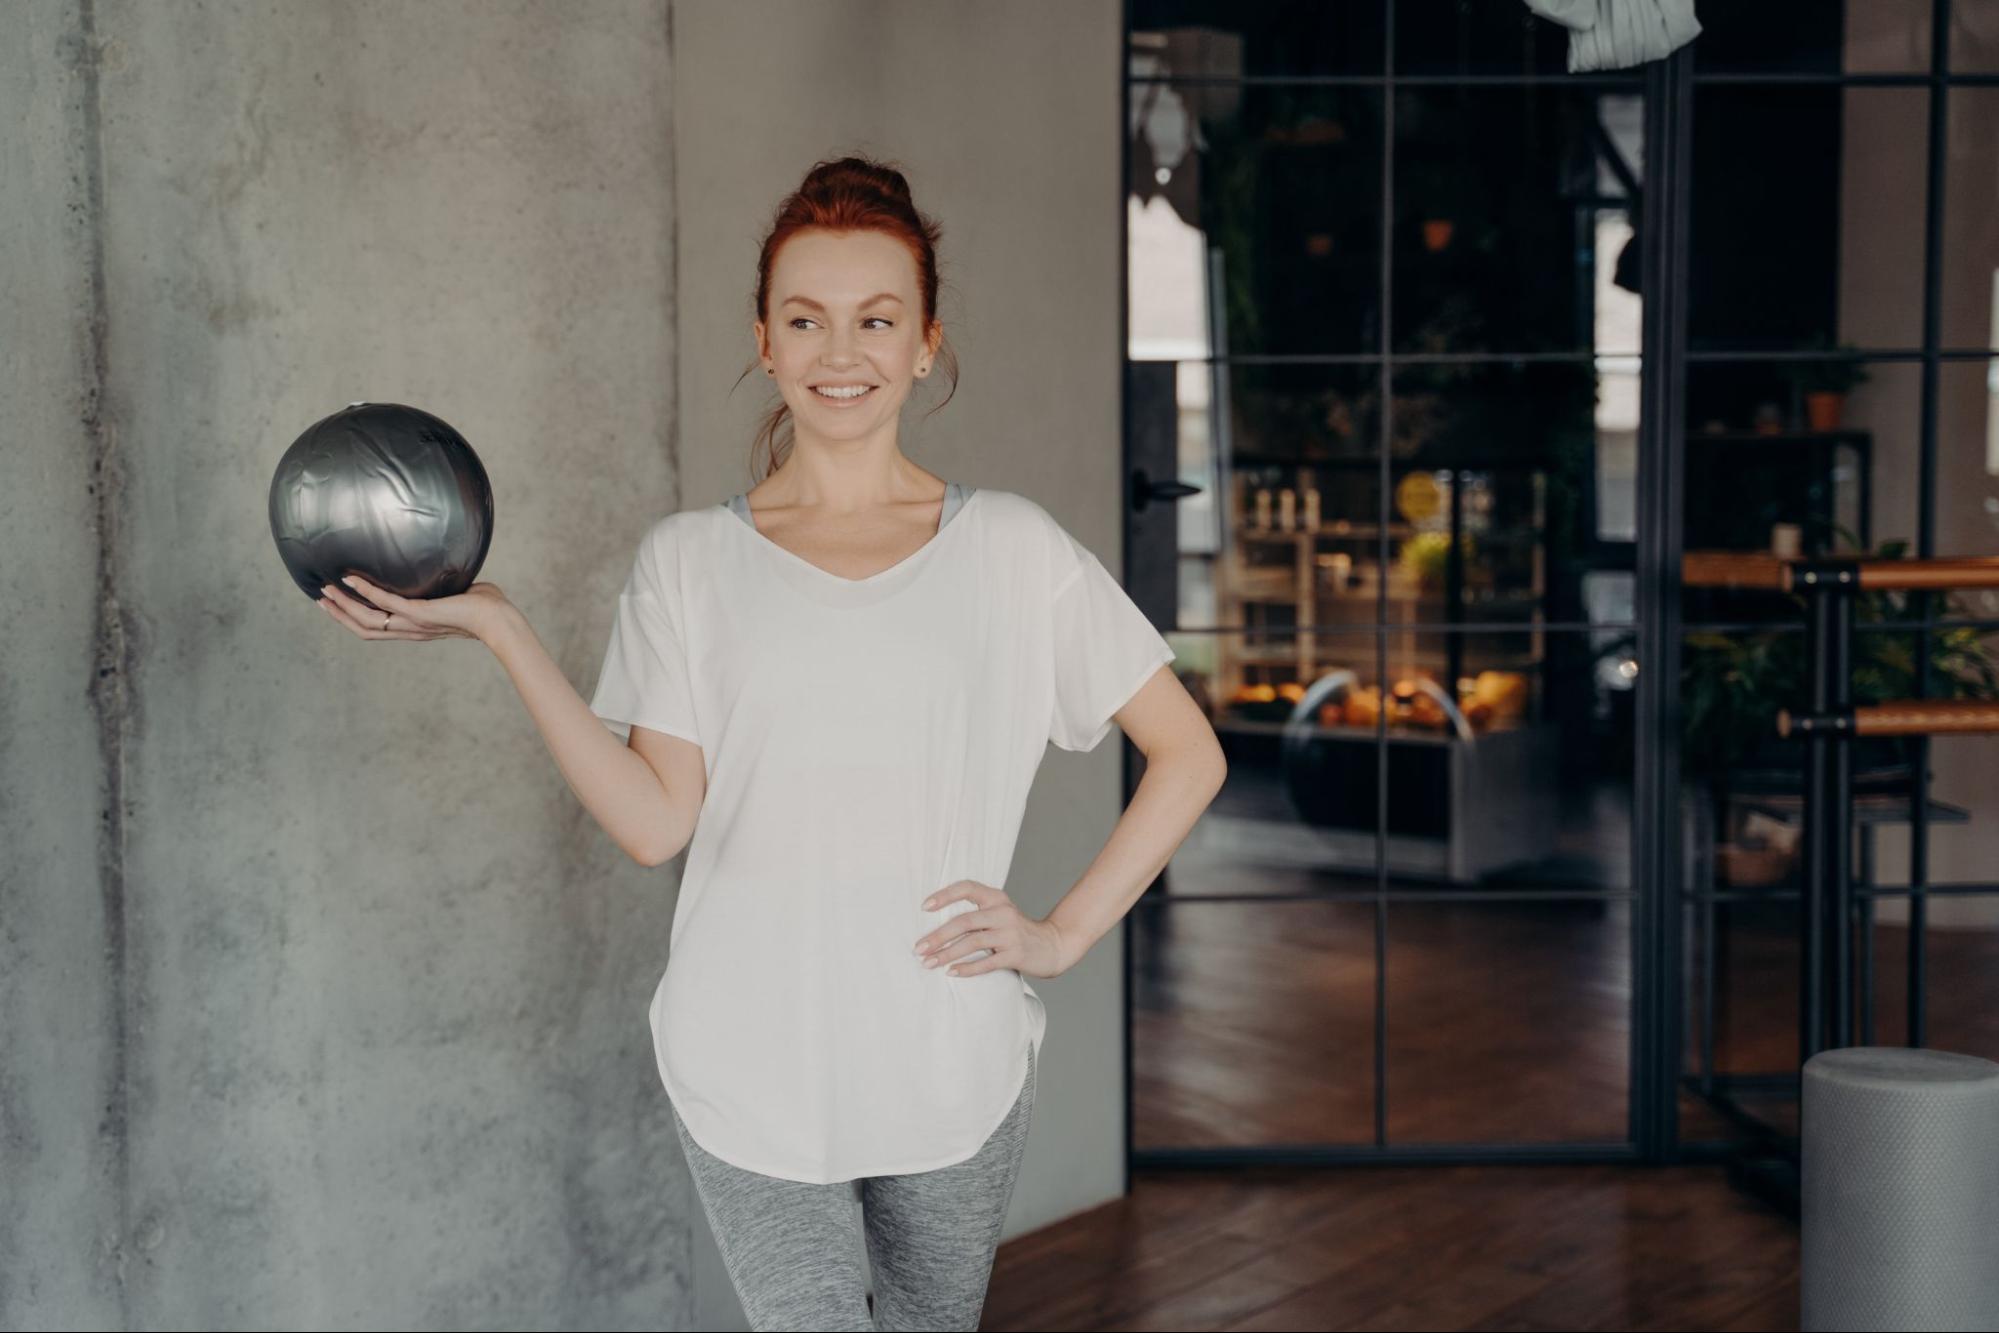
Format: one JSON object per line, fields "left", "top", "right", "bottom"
{"left": 669, "top": 1043, "right": 1036, "bottom": 1332}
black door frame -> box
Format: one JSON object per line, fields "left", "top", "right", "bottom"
{"left": 1121, "top": 0, "right": 1991, "bottom": 1178}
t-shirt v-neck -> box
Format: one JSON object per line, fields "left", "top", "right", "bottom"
{"left": 587, "top": 485, "right": 1178, "bottom": 1183}
{"left": 720, "top": 482, "right": 975, "bottom": 607}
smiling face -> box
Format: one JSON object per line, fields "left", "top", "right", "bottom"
{"left": 753, "top": 228, "right": 942, "bottom": 441}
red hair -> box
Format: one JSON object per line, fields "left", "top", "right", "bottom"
{"left": 735, "top": 155, "right": 960, "bottom": 484}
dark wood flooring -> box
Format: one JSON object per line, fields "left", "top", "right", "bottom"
{"left": 1128, "top": 894, "right": 1999, "bottom": 1150}
{"left": 983, "top": 887, "right": 1998, "bottom": 1330}
{"left": 985, "top": 1159, "right": 1799, "bottom": 1331}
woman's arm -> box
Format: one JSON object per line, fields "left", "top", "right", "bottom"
{"left": 482, "top": 604, "right": 704, "bottom": 867}
{"left": 1041, "top": 664, "right": 1225, "bottom": 969}
{"left": 913, "top": 663, "right": 1223, "bottom": 979}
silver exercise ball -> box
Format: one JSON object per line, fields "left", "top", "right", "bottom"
{"left": 269, "top": 401, "right": 494, "bottom": 612}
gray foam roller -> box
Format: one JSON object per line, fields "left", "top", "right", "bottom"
{"left": 1801, "top": 1046, "right": 1999, "bottom": 1332}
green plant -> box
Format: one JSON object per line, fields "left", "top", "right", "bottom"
{"left": 1597, "top": 527, "right": 1999, "bottom": 776}
{"left": 1781, "top": 338, "right": 1871, "bottom": 395}
{"left": 1397, "top": 529, "right": 1476, "bottom": 586}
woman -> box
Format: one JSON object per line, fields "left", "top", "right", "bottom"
{"left": 318, "top": 155, "right": 1227, "bottom": 1331}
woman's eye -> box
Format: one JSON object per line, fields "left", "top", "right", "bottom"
{"left": 787, "top": 317, "right": 894, "bottom": 330}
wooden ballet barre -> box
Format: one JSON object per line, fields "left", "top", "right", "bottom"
{"left": 1681, "top": 550, "right": 1789, "bottom": 589}
{"left": 1778, "top": 699, "right": 1999, "bottom": 737}
{"left": 1682, "top": 549, "right": 1999, "bottom": 592}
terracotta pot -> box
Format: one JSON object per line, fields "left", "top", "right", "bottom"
{"left": 1805, "top": 390, "right": 1845, "bottom": 431}
{"left": 1717, "top": 839, "right": 1793, "bottom": 888}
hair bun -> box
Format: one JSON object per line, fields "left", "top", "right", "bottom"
{"left": 803, "top": 155, "right": 913, "bottom": 206}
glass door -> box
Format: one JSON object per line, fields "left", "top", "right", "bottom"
{"left": 1122, "top": 0, "right": 1655, "bottom": 1163}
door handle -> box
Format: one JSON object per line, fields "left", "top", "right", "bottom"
{"left": 1130, "top": 467, "right": 1203, "bottom": 514}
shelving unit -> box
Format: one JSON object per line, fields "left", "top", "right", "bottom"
{"left": 1215, "top": 457, "right": 1552, "bottom": 708}
{"left": 1212, "top": 457, "right": 1560, "bottom": 882}
{"left": 1683, "top": 427, "right": 1871, "bottom": 555}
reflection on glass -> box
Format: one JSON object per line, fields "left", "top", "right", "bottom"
{"left": 1127, "top": 83, "right": 1384, "bottom": 358}
{"left": 1129, "top": 0, "right": 1385, "bottom": 80}
{"left": 1393, "top": 86, "right": 1643, "bottom": 355}
{"left": 1385, "top": 899, "right": 1631, "bottom": 1143}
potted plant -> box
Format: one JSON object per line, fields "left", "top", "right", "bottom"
{"left": 1782, "top": 339, "right": 1871, "bottom": 431}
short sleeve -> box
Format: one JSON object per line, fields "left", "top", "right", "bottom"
{"left": 1048, "top": 532, "right": 1178, "bottom": 752}
{"left": 589, "top": 521, "right": 702, "bottom": 749}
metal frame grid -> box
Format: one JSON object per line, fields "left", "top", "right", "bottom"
{"left": 1117, "top": 0, "right": 1999, "bottom": 1175}
{"left": 1679, "top": 1, "right": 1999, "bottom": 1180}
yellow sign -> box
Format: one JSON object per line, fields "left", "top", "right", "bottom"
{"left": 1396, "top": 471, "right": 1442, "bottom": 522}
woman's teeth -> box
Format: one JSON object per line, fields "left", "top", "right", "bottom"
{"left": 813, "top": 384, "right": 875, "bottom": 400}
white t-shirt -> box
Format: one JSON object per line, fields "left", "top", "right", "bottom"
{"left": 587, "top": 484, "right": 1178, "bottom": 1183}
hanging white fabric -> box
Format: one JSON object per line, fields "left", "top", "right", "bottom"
{"left": 1524, "top": 0, "right": 1702, "bottom": 72}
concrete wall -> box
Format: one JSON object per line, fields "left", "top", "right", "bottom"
{"left": 5, "top": 1, "right": 1130, "bottom": 1327}
{"left": 6, "top": 1, "right": 690, "bottom": 1325}
{"left": 3, "top": 2, "right": 125, "bottom": 1323}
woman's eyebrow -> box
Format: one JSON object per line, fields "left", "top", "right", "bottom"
{"left": 780, "top": 293, "right": 905, "bottom": 310}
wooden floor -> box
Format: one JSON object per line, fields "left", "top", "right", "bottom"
{"left": 984, "top": 1159, "right": 1799, "bottom": 1331}
{"left": 980, "top": 848, "right": 1999, "bottom": 1330}
{"left": 1124, "top": 893, "right": 1999, "bottom": 1152}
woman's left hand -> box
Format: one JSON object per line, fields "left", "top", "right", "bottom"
{"left": 914, "top": 880, "right": 1076, "bottom": 980}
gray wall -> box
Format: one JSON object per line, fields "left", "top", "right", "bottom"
{"left": 4, "top": 1, "right": 1127, "bottom": 1327}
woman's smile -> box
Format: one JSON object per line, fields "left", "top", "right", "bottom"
{"left": 810, "top": 382, "right": 878, "bottom": 405}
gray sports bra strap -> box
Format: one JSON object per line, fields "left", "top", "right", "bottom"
{"left": 728, "top": 483, "right": 971, "bottom": 532}
{"left": 938, "top": 480, "right": 968, "bottom": 527}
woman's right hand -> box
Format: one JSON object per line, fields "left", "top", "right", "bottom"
{"left": 318, "top": 572, "right": 515, "bottom": 644}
